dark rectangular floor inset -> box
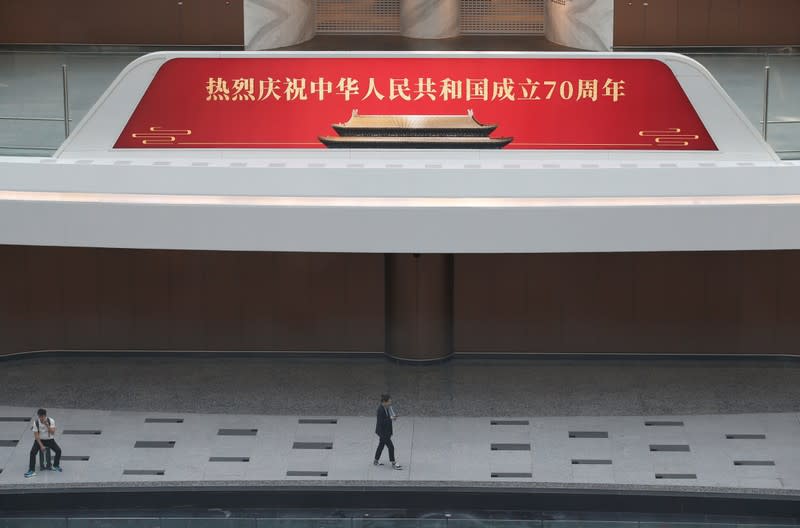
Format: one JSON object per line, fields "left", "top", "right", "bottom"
{"left": 569, "top": 431, "right": 609, "bottom": 439}
{"left": 726, "top": 434, "right": 767, "bottom": 440}
{"left": 145, "top": 418, "right": 184, "bottom": 423}
{"left": 293, "top": 442, "right": 333, "bottom": 450}
{"left": 63, "top": 430, "right": 102, "bottom": 435}
{"left": 134, "top": 441, "right": 175, "bottom": 448}
{"left": 490, "top": 443, "right": 531, "bottom": 451}
{"left": 491, "top": 472, "right": 532, "bottom": 478}
{"left": 645, "top": 421, "right": 685, "bottom": 427}
{"left": 655, "top": 473, "right": 697, "bottom": 479}
{"left": 61, "top": 455, "right": 90, "bottom": 461}
{"left": 218, "top": 429, "right": 258, "bottom": 436}
{"left": 209, "top": 456, "right": 250, "bottom": 462}
{"left": 491, "top": 420, "right": 530, "bottom": 426}
{"left": 650, "top": 444, "right": 691, "bottom": 452}
{"left": 572, "top": 459, "right": 613, "bottom": 465}
{"left": 286, "top": 470, "right": 328, "bottom": 477}
{"left": 0, "top": 440, "right": 19, "bottom": 447}
{"left": 298, "top": 419, "right": 338, "bottom": 424}
{"left": 734, "top": 460, "right": 776, "bottom": 466}
{"left": 0, "top": 417, "right": 30, "bottom": 422}
{"left": 123, "top": 469, "right": 165, "bottom": 476}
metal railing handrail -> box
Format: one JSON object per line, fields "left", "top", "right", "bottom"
{"left": 6, "top": 517, "right": 800, "bottom": 526}
{"left": 0, "top": 116, "right": 73, "bottom": 122}
{"left": 762, "top": 65, "right": 770, "bottom": 140}
{"left": 62, "top": 63, "right": 70, "bottom": 137}
{"left": 0, "top": 145, "right": 57, "bottom": 151}
{"left": 761, "top": 119, "right": 800, "bottom": 124}
{"left": 0, "top": 61, "right": 798, "bottom": 156}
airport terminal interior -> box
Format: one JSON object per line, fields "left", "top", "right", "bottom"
{"left": 1, "top": 0, "right": 800, "bottom": 525}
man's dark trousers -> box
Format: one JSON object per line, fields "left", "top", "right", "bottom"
{"left": 29, "top": 439, "right": 61, "bottom": 472}
{"left": 374, "top": 435, "right": 395, "bottom": 463}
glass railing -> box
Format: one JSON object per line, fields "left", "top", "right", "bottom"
{"left": 0, "top": 49, "right": 141, "bottom": 157}
{"left": 688, "top": 51, "right": 800, "bottom": 160}
{"left": 0, "top": 49, "right": 798, "bottom": 159}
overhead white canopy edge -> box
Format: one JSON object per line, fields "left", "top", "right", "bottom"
{"left": 1, "top": 51, "right": 798, "bottom": 253}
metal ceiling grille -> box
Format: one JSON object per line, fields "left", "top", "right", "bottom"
{"left": 460, "top": 0, "right": 545, "bottom": 35}
{"left": 316, "top": 0, "right": 401, "bottom": 34}
{"left": 316, "top": 0, "right": 544, "bottom": 35}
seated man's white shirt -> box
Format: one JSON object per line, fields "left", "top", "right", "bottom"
{"left": 31, "top": 418, "right": 56, "bottom": 440}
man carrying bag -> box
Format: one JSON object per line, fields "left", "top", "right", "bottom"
{"left": 25, "top": 408, "right": 63, "bottom": 478}
{"left": 373, "top": 394, "right": 403, "bottom": 470}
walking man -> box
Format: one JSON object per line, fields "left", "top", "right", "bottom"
{"left": 374, "top": 394, "right": 402, "bottom": 470}
{"left": 25, "top": 408, "right": 62, "bottom": 478}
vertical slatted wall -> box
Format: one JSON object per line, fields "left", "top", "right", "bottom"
{"left": 460, "top": 0, "right": 545, "bottom": 35}
{"left": 316, "top": 0, "right": 400, "bottom": 34}
{"left": 316, "top": 0, "right": 545, "bottom": 35}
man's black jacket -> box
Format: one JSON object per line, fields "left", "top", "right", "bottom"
{"left": 375, "top": 405, "right": 392, "bottom": 437}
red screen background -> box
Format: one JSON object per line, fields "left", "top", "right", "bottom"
{"left": 114, "top": 57, "right": 716, "bottom": 151}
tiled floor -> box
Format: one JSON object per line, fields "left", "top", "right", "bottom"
{"left": 0, "top": 406, "right": 797, "bottom": 491}
{"left": 1, "top": 356, "right": 799, "bottom": 417}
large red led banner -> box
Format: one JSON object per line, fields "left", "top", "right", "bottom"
{"left": 114, "top": 57, "right": 716, "bottom": 150}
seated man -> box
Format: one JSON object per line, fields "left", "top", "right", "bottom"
{"left": 25, "top": 408, "right": 62, "bottom": 478}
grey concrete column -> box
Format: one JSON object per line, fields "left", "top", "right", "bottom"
{"left": 545, "top": 0, "right": 613, "bottom": 51}
{"left": 400, "top": 0, "right": 460, "bottom": 40}
{"left": 385, "top": 254, "right": 454, "bottom": 362}
{"left": 244, "top": 0, "right": 315, "bottom": 50}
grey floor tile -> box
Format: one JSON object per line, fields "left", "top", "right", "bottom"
{"left": 326, "top": 458, "right": 372, "bottom": 480}
{"left": 737, "top": 477, "right": 784, "bottom": 489}
{"left": 245, "top": 452, "right": 289, "bottom": 480}
{"left": 408, "top": 449, "right": 452, "bottom": 480}
{"left": 572, "top": 464, "right": 615, "bottom": 484}
{"left": 4, "top": 357, "right": 800, "bottom": 416}
{"left": 0, "top": 404, "right": 797, "bottom": 492}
